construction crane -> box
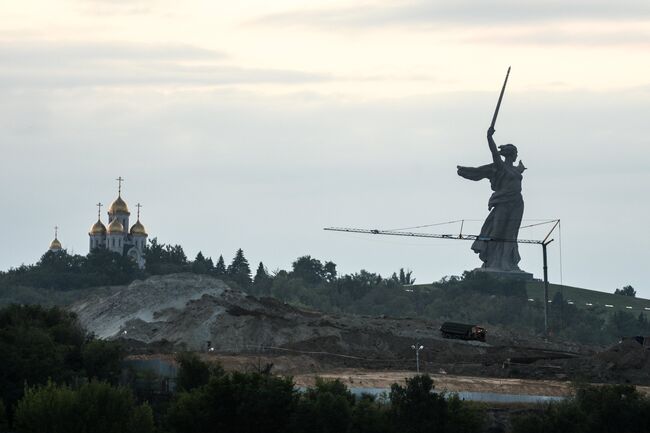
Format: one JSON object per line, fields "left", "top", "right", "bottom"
{"left": 324, "top": 219, "right": 560, "bottom": 337}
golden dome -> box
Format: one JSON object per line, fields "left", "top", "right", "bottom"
{"left": 49, "top": 238, "right": 62, "bottom": 250}
{"left": 130, "top": 220, "right": 147, "bottom": 236}
{"left": 109, "top": 196, "right": 130, "bottom": 215}
{"left": 89, "top": 219, "right": 107, "bottom": 235}
{"left": 107, "top": 218, "right": 124, "bottom": 233}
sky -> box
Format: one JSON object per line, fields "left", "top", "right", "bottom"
{"left": 1, "top": 0, "right": 649, "bottom": 296}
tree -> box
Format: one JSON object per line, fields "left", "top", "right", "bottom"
{"left": 166, "top": 372, "right": 297, "bottom": 433}
{"left": 214, "top": 255, "right": 227, "bottom": 277}
{"left": 192, "top": 252, "right": 214, "bottom": 275}
{"left": 291, "top": 256, "right": 327, "bottom": 285}
{"left": 512, "top": 384, "right": 650, "bottom": 433}
{"left": 391, "top": 268, "right": 416, "bottom": 285}
{"left": 253, "top": 262, "right": 273, "bottom": 294}
{"left": 14, "top": 381, "right": 154, "bottom": 433}
{"left": 83, "top": 248, "right": 139, "bottom": 286}
{"left": 291, "top": 378, "right": 354, "bottom": 433}
{"left": 0, "top": 305, "right": 86, "bottom": 411}
{"left": 82, "top": 340, "right": 123, "bottom": 384}
{"left": 176, "top": 352, "right": 223, "bottom": 392}
{"left": 144, "top": 238, "right": 188, "bottom": 275}
{"left": 389, "top": 375, "right": 448, "bottom": 433}
{"left": 323, "top": 261, "right": 337, "bottom": 283}
{"left": 0, "top": 400, "right": 7, "bottom": 433}
{"left": 227, "top": 249, "right": 252, "bottom": 288}
{"left": 615, "top": 285, "right": 636, "bottom": 297}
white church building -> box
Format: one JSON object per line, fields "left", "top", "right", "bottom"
{"left": 87, "top": 177, "right": 148, "bottom": 269}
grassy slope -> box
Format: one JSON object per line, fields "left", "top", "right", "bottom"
{"left": 525, "top": 281, "right": 650, "bottom": 315}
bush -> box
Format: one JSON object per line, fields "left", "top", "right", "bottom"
{"left": 512, "top": 384, "right": 650, "bottom": 433}
{"left": 291, "top": 378, "right": 354, "bottom": 433}
{"left": 167, "top": 371, "right": 297, "bottom": 433}
{"left": 13, "top": 381, "right": 154, "bottom": 433}
{"left": 389, "top": 375, "right": 483, "bottom": 433}
{"left": 82, "top": 339, "right": 123, "bottom": 383}
{"left": 176, "top": 352, "right": 223, "bottom": 392}
{"left": 0, "top": 305, "right": 85, "bottom": 410}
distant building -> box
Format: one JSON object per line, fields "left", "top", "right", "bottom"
{"left": 88, "top": 177, "right": 148, "bottom": 269}
{"left": 49, "top": 226, "right": 62, "bottom": 252}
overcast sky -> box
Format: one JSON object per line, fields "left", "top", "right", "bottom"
{"left": 1, "top": 0, "right": 649, "bottom": 296}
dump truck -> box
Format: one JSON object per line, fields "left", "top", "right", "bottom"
{"left": 440, "top": 322, "right": 486, "bottom": 342}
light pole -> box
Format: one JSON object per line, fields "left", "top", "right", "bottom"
{"left": 411, "top": 343, "right": 424, "bottom": 373}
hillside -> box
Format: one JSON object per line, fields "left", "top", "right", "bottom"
{"left": 69, "top": 273, "right": 650, "bottom": 386}
{"left": 525, "top": 281, "right": 650, "bottom": 316}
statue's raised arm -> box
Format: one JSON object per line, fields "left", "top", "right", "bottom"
{"left": 487, "top": 126, "right": 502, "bottom": 166}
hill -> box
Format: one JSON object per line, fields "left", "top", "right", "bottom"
{"left": 525, "top": 281, "right": 650, "bottom": 316}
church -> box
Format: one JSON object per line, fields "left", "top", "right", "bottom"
{"left": 87, "top": 177, "right": 148, "bottom": 269}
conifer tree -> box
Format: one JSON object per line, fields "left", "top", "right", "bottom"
{"left": 227, "top": 249, "right": 252, "bottom": 288}
{"left": 192, "top": 252, "right": 214, "bottom": 274}
{"left": 253, "top": 262, "right": 272, "bottom": 294}
{"left": 214, "top": 255, "right": 226, "bottom": 277}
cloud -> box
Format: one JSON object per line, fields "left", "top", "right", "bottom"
{"left": 0, "top": 40, "right": 330, "bottom": 89}
{"left": 461, "top": 28, "right": 650, "bottom": 47}
{"left": 76, "top": 0, "right": 155, "bottom": 16}
{"left": 255, "top": 0, "right": 650, "bottom": 29}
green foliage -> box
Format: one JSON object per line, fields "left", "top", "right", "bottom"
{"left": 0, "top": 400, "right": 8, "bottom": 433}
{"left": 615, "top": 285, "right": 636, "bottom": 297}
{"left": 191, "top": 251, "right": 214, "bottom": 275}
{"left": 0, "top": 249, "right": 138, "bottom": 291}
{"left": 253, "top": 262, "right": 272, "bottom": 295}
{"left": 13, "top": 381, "right": 154, "bottom": 433}
{"left": 144, "top": 238, "right": 189, "bottom": 275}
{"left": 166, "top": 371, "right": 297, "bottom": 433}
{"left": 291, "top": 256, "right": 337, "bottom": 285}
{"left": 389, "top": 375, "right": 483, "bottom": 433}
{"left": 83, "top": 248, "right": 139, "bottom": 286}
{"left": 214, "top": 255, "right": 226, "bottom": 277}
{"left": 512, "top": 384, "right": 650, "bottom": 433}
{"left": 605, "top": 310, "right": 650, "bottom": 338}
{"left": 227, "top": 249, "right": 252, "bottom": 288}
{"left": 291, "top": 378, "right": 354, "bottom": 433}
{"left": 0, "top": 305, "right": 86, "bottom": 410}
{"left": 82, "top": 339, "right": 123, "bottom": 383}
{"left": 176, "top": 352, "right": 223, "bottom": 392}
{"left": 349, "top": 394, "right": 391, "bottom": 433}
{"left": 391, "top": 268, "right": 415, "bottom": 285}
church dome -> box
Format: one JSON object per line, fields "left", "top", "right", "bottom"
{"left": 107, "top": 218, "right": 124, "bottom": 233}
{"left": 49, "top": 238, "right": 62, "bottom": 250}
{"left": 89, "top": 219, "right": 107, "bottom": 235}
{"left": 130, "top": 220, "right": 147, "bottom": 236}
{"left": 109, "top": 196, "right": 130, "bottom": 215}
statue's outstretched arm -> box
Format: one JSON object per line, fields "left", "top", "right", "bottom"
{"left": 487, "top": 126, "right": 502, "bottom": 165}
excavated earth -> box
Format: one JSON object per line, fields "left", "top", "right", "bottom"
{"left": 70, "top": 273, "right": 650, "bottom": 386}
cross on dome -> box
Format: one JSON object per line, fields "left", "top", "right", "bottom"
{"left": 116, "top": 176, "right": 124, "bottom": 196}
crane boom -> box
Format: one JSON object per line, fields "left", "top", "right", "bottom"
{"left": 323, "top": 227, "right": 543, "bottom": 245}
{"left": 324, "top": 220, "right": 560, "bottom": 338}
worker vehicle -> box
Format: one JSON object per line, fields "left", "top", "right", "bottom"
{"left": 440, "top": 322, "right": 486, "bottom": 342}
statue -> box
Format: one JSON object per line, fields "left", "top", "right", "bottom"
{"left": 456, "top": 68, "right": 532, "bottom": 278}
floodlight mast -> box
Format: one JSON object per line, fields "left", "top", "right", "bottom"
{"left": 324, "top": 220, "right": 560, "bottom": 337}
{"left": 411, "top": 343, "right": 424, "bottom": 373}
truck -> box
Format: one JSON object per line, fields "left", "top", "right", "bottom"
{"left": 440, "top": 322, "right": 486, "bottom": 342}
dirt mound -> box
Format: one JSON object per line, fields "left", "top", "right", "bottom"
{"left": 596, "top": 340, "right": 650, "bottom": 370}
{"left": 70, "top": 273, "right": 513, "bottom": 370}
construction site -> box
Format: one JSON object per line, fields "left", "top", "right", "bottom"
{"left": 70, "top": 273, "right": 650, "bottom": 404}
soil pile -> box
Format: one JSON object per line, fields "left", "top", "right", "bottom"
{"left": 71, "top": 273, "right": 469, "bottom": 358}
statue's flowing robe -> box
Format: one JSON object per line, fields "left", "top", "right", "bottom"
{"left": 457, "top": 162, "right": 525, "bottom": 272}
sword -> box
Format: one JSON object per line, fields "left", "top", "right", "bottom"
{"left": 490, "top": 66, "right": 511, "bottom": 130}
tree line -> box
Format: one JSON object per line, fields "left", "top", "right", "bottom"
{"left": 0, "top": 240, "right": 645, "bottom": 345}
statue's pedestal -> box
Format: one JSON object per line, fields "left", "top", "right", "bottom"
{"left": 471, "top": 267, "right": 534, "bottom": 281}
